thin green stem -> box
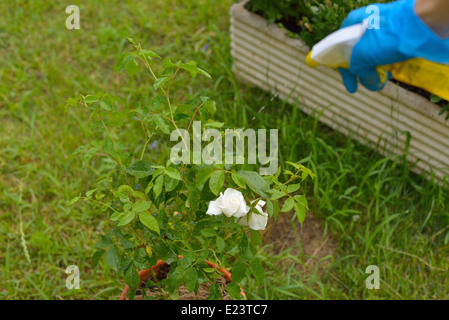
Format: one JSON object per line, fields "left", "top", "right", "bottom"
{"left": 135, "top": 45, "right": 189, "bottom": 153}
{"left": 140, "top": 133, "right": 154, "bottom": 160}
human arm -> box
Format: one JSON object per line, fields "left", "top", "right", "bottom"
{"left": 415, "top": 0, "right": 449, "bottom": 38}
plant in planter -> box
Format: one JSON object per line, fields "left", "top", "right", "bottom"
{"left": 66, "top": 38, "right": 314, "bottom": 300}
{"left": 245, "top": 0, "right": 389, "bottom": 48}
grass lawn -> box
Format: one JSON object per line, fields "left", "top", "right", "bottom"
{"left": 0, "top": 0, "right": 448, "bottom": 300}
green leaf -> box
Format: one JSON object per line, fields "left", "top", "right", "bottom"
{"left": 287, "top": 183, "right": 301, "bottom": 193}
{"left": 117, "top": 185, "right": 134, "bottom": 199}
{"left": 294, "top": 195, "right": 309, "bottom": 210}
{"left": 187, "top": 183, "right": 200, "bottom": 211}
{"left": 226, "top": 282, "right": 243, "bottom": 300}
{"left": 139, "top": 211, "right": 160, "bottom": 234}
{"left": 142, "top": 49, "right": 161, "bottom": 59}
{"left": 86, "top": 189, "right": 97, "bottom": 197}
{"left": 166, "top": 269, "right": 184, "bottom": 293}
{"left": 184, "top": 267, "right": 199, "bottom": 293}
{"left": 96, "top": 235, "right": 113, "bottom": 249}
{"left": 110, "top": 211, "right": 125, "bottom": 222}
{"left": 115, "top": 52, "right": 137, "bottom": 74}
{"left": 197, "top": 68, "right": 212, "bottom": 78}
{"left": 177, "top": 257, "right": 192, "bottom": 270}
{"left": 301, "top": 166, "right": 315, "bottom": 181}
{"left": 204, "top": 121, "right": 224, "bottom": 128}
{"left": 281, "top": 197, "right": 294, "bottom": 212}
{"left": 274, "top": 166, "right": 282, "bottom": 179}
{"left": 164, "top": 167, "right": 182, "bottom": 180}
{"left": 266, "top": 199, "right": 274, "bottom": 217}
{"left": 124, "top": 266, "right": 140, "bottom": 294}
{"left": 205, "top": 101, "right": 216, "bottom": 114}
{"left": 430, "top": 94, "right": 442, "bottom": 103}
{"left": 209, "top": 170, "right": 225, "bottom": 196}
{"left": 125, "top": 59, "right": 139, "bottom": 75}
{"left": 196, "top": 167, "right": 214, "bottom": 187}
{"left": 231, "top": 260, "right": 246, "bottom": 283}
{"left": 82, "top": 147, "right": 98, "bottom": 167}
{"left": 250, "top": 229, "right": 263, "bottom": 246}
{"left": 231, "top": 173, "right": 246, "bottom": 189}
{"left": 117, "top": 211, "right": 136, "bottom": 226}
{"left": 294, "top": 202, "right": 306, "bottom": 225}
{"left": 100, "top": 100, "right": 112, "bottom": 111}
{"left": 163, "top": 57, "right": 177, "bottom": 68}
{"left": 105, "top": 245, "right": 121, "bottom": 271}
{"left": 216, "top": 237, "right": 225, "bottom": 252}
{"left": 84, "top": 95, "right": 99, "bottom": 104}
{"left": 164, "top": 176, "right": 179, "bottom": 192}
{"left": 66, "top": 196, "right": 80, "bottom": 206}
{"left": 268, "top": 189, "right": 285, "bottom": 200}
{"left": 92, "top": 249, "right": 105, "bottom": 271}
{"left": 180, "top": 61, "right": 211, "bottom": 78}
{"left": 153, "top": 76, "right": 169, "bottom": 90}
{"left": 239, "top": 234, "right": 253, "bottom": 261}
{"left": 176, "top": 103, "right": 194, "bottom": 114}
{"left": 250, "top": 260, "right": 265, "bottom": 285}
{"left": 72, "top": 143, "right": 91, "bottom": 155}
{"left": 121, "top": 238, "right": 138, "bottom": 249}
{"left": 65, "top": 97, "right": 78, "bottom": 109}
{"left": 237, "top": 171, "right": 270, "bottom": 198}
{"left": 153, "top": 114, "right": 170, "bottom": 134}
{"left": 126, "top": 160, "right": 155, "bottom": 178}
{"left": 132, "top": 200, "right": 151, "bottom": 213}
{"left": 153, "top": 175, "right": 164, "bottom": 198}
{"left": 132, "top": 191, "right": 145, "bottom": 201}
{"left": 201, "top": 97, "right": 216, "bottom": 114}
{"left": 207, "top": 283, "right": 221, "bottom": 300}
{"left": 201, "top": 228, "right": 216, "bottom": 237}
{"left": 150, "top": 96, "right": 167, "bottom": 112}
{"left": 180, "top": 62, "right": 199, "bottom": 78}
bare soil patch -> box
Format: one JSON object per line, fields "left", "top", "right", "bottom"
{"left": 262, "top": 208, "right": 338, "bottom": 274}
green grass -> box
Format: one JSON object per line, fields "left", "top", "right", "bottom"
{"left": 1, "top": 0, "right": 448, "bottom": 300}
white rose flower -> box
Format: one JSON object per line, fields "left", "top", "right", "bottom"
{"left": 206, "top": 188, "right": 249, "bottom": 218}
{"left": 237, "top": 199, "right": 268, "bottom": 231}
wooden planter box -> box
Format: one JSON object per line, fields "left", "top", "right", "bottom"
{"left": 230, "top": 1, "right": 449, "bottom": 184}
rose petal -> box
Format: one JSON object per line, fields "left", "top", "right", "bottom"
{"left": 234, "top": 201, "right": 250, "bottom": 218}
{"left": 237, "top": 199, "right": 269, "bottom": 230}
{"left": 257, "top": 200, "right": 266, "bottom": 207}
{"left": 206, "top": 200, "right": 222, "bottom": 216}
{"left": 237, "top": 214, "right": 250, "bottom": 227}
{"left": 248, "top": 211, "right": 268, "bottom": 230}
{"left": 219, "top": 188, "right": 247, "bottom": 217}
{"left": 251, "top": 199, "right": 266, "bottom": 208}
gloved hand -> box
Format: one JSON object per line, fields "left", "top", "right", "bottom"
{"left": 339, "top": 0, "right": 449, "bottom": 93}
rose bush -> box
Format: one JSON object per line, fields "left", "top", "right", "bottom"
{"left": 67, "top": 39, "right": 314, "bottom": 300}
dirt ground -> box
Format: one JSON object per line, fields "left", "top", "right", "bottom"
{"left": 135, "top": 276, "right": 232, "bottom": 300}
{"left": 262, "top": 209, "right": 338, "bottom": 275}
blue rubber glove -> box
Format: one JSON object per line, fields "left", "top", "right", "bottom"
{"left": 339, "top": 0, "right": 449, "bottom": 93}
